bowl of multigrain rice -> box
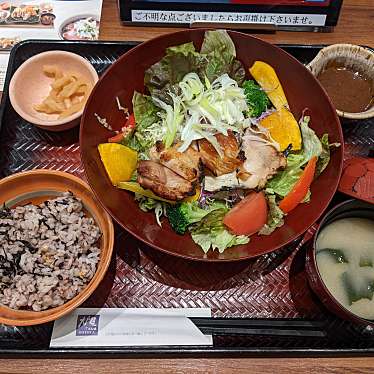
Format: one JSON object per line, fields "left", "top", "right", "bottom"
{"left": 0, "top": 169, "right": 114, "bottom": 326}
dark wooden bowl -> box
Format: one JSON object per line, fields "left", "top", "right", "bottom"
{"left": 80, "top": 29, "right": 344, "bottom": 261}
{"left": 305, "top": 199, "right": 374, "bottom": 327}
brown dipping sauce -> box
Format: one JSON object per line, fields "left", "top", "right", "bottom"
{"left": 317, "top": 66, "right": 373, "bottom": 113}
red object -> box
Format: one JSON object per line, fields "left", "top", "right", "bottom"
{"left": 338, "top": 157, "right": 374, "bottom": 205}
{"left": 108, "top": 133, "right": 124, "bottom": 143}
{"left": 279, "top": 156, "right": 317, "bottom": 213}
{"left": 223, "top": 191, "right": 268, "bottom": 236}
{"left": 126, "top": 113, "right": 136, "bottom": 128}
{"left": 107, "top": 114, "right": 136, "bottom": 142}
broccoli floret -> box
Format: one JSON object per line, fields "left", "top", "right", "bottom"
{"left": 166, "top": 201, "right": 225, "bottom": 235}
{"left": 243, "top": 80, "right": 270, "bottom": 118}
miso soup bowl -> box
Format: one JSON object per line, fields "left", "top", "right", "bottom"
{"left": 305, "top": 199, "right": 374, "bottom": 327}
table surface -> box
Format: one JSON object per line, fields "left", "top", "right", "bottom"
{"left": 2, "top": 0, "right": 374, "bottom": 372}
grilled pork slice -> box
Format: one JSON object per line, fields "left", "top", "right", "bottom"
{"left": 237, "top": 130, "right": 287, "bottom": 190}
{"left": 198, "top": 131, "right": 242, "bottom": 176}
{"left": 137, "top": 160, "right": 195, "bottom": 201}
{"left": 150, "top": 141, "right": 203, "bottom": 183}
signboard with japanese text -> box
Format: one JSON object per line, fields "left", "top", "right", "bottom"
{"left": 120, "top": 0, "right": 342, "bottom": 29}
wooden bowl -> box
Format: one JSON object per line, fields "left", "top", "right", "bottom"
{"left": 305, "top": 199, "right": 374, "bottom": 327}
{"left": 9, "top": 50, "right": 98, "bottom": 132}
{"left": 80, "top": 29, "right": 344, "bottom": 262}
{"left": 0, "top": 170, "right": 114, "bottom": 326}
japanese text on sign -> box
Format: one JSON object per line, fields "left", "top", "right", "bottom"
{"left": 131, "top": 10, "right": 327, "bottom": 26}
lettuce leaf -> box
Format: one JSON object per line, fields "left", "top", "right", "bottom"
{"left": 299, "top": 116, "right": 322, "bottom": 164}
{"left": 201, "top": 30, "right": 236, "bottom": 58}
{"left": 144, "top": 30, "right": 246, "bottom": 104}
{"left": 124, "top": 92, "right": 163, "bottom": 157}
{"left": 258, "top": 194, "right": 285, "bottom": 236}
{"left": 144, "top": 42, "right": 206, "bottom": 105}
{"left": 168, "top": 42, "right": 197, "bottom": 56}
{"left": 266, "top": 116, "right": 328, "bottom": 198}
{"left": 201, "top": 30, "right": 245, "bottom": 84}
{"left": 135, "top": 194, "right": 166, "bottom": 227}
{"left": 135, "top": 194, "right": 160, "bottom": 211}
{"left": 229, "top": 59, "right": 246, "bottom": 86}
{"left": 132, "top": 91, "right": 159, "bottom": 130}
{"left": 266, "top": 153, "right": 304, "bottom": 197}
{"left": 316, "top": 133, "right": 335, "bottom": 177}
{"left": 190, "top": 208, "right": 249, "bottom": 253}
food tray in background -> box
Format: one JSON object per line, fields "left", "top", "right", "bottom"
{"left": 0, "top": 40, "right": 373, "bottom": 358}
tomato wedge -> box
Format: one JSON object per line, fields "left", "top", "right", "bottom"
{"left": 279, "top": 156, "right": 317, "bottom": 214}
{"left": 223, "top": 191, "right": 268, "bottom": 236}
{"left": 107, "top": 114, "right": 136, "bottom": 143}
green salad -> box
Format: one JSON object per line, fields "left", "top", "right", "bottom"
{"left": 97, "top": 30, "right": 338, "bottom": 254}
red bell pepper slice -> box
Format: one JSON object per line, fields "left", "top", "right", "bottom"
{"left": 126, "top": 113, "right": 136, "bottom": 128}
{"left": 108, "top": 133, "right": 125, "bottom": 143}
{"left": 279, "top": 156, "right": 317, "bottom": 214}
{"left": 107, "top": 114, "right": 136, "bottom": 143}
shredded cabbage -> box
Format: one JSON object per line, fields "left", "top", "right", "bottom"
{"left": 153, "top": 94, "right": 184, "bottom": 149}
{"left": 179, "top": 72, "right": 204, "bottom": 106}
{"left": 152, "top": 72, "right": 249, "bottom": 154}
{"left": 135, "top": 194, "right": 167, "bottom": 227}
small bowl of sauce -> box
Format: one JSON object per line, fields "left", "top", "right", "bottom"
{"left": 308, "top": 44, "right": 374, "bottom": 120}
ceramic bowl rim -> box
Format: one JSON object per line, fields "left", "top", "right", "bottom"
{"left": 0, "top": 169, "right": 114, "bottom": 326}
{"left": 307, "top": 43, "right": 374, "bottom": 120}
{"left": 8, "top": 50, "right": 99, "bottom": 127}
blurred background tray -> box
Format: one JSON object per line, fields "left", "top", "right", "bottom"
{"left": 0, "top": 40, "right": 373, "bottom": 357}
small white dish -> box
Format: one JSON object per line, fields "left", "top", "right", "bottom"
{"left": 9, "top": 50, "right": 98, "bottom": 131}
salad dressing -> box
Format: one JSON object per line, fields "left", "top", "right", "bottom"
{"left": 317, "top": 67, "right": 373, "bottom": 113}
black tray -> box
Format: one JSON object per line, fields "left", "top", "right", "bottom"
{"left": 1, "top": 40, "right": 374, "bottom": 358}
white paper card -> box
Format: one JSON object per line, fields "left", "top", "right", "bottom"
{"left": 50, "top": 308, "right": 212, "bottom": 347}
